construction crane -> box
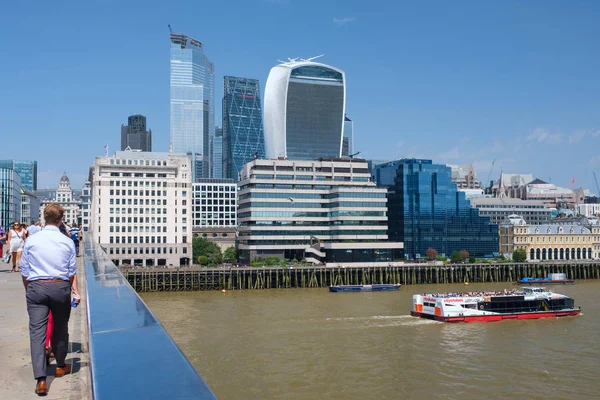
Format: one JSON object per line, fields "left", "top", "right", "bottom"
{"left": 349, "top": 151, "right": 361, "bottom": 158}
{"left": 593, "top": 172, "right": 600, "bottom": 196}
{"left": 570, "top": 176, "right": 576, "bottom": 190}
{"left": 486, "top": 159, "right": 496, "bottom": 190}
{"left": 168, "top": 24, "right": 172, "bottom": 34}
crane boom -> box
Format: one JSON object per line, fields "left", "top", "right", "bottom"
{"left": 593, "top": 172, "right": 600, "bottom": 196}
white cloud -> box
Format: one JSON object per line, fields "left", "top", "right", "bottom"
{"left": 439, "top": 147, "right": 461, "bottom": 160}
{"left": 527, "top": 128, "right": 563, "bottom": 144}
{"left": 568, "top": 130, "right": 586, "bottom": 144}
{"left": 333, "top": 17, "right": 356, "bottom": 27}
{"left": 592, "top": 130, "right": 600, "bottom": 137}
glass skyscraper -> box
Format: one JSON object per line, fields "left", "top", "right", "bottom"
{"left": 222, "top": 76, "right": 265, "bottom": 181}
{"left": 170, "top": 33, "right": 214, "bottom": 180}
{"left": 376, "top": 159, "right": 498, "bottom": 259}
{"left": 0, "top": 160, "right": 37, "bottom": 191}
{"left": 212, "top": 127, "right": 223, "bottom": 179}
{"left": 342, "top": 115, "right": 354, "bottom": 157}
{"left": 121, "top": 114, "right": 152, "bottom": 152}
{"left": 0, "top": 168, "right": 22, "bottom": 229}
{"left": 264, "top": 61, "right": 345, "bottom": 160}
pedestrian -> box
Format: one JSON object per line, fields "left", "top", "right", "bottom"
{"left": 68, "top": 224, "right": 82, "bottom": 257}
{"left": 20, "top": 203, "right": 81, "bottom": 396}
{"left": 7, "top": 221, "right": 26, "bottom": 272}
{"left": 0, "top": 226, "right": 6, "bottom": 261}
{"left": 27, "top": 221, "right": 42, "bottom": 236}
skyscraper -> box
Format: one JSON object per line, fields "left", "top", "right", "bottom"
{"left": 170, "top": 33, "right": 214, "bottom": 180}
{"left": 121, "top": 114, "right": 152, "bottom": 152}
{"left": 0, "top": 168, "right": 22, "bottom": 229}
{"left": 264, "top": 60, "right": 345, "bottom": 160}
{"left": 0, "top": 160, "right": 38, "bottom": 191}
{"left": 212, "top": 127, "right": 223, "bottom": 179}
{"left": 376, "top": 159, "right": 498, "bottom": 259}
{"left": 342, "top": 115, "right": 354, "bottom": 157}
{"left": 222, "top": 76, "right": 265, "bottom": 181}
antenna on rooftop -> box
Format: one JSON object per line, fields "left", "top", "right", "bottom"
{"left": 303, "top": 54, "right": 325, "bottom": 62}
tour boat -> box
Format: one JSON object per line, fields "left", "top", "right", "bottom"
{"left": 517, "top": 273, "right": 575, "bottom": 285}
{"left": 411, "top": 287, "right": 581, "bottom": 323}
{"left": 328, "top": 284, "right": 401, "bottom": 292}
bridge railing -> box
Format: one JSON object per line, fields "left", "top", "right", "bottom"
{"left": 83, "top": 237, "right": 216, "bottom": 399}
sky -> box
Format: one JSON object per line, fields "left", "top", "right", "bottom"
{"left": 1, "top": 0, "right": 599, "bottom": 192}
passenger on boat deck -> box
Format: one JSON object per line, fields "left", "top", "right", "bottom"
{"left": 426, "top": 289, "right": 519, "bottom": 298}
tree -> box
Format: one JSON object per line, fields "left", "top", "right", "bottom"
{"left": 450, "top": 251, "right": 462, "bottom": 263}
{"left": 469, "top": 256, "right": 476, "bottom": 264}
{"left": 426, "top": 248, "right": 438, "bottom": 260}
{"left": 459, "top": 250, "right": 469, "bottom": 261}
{"left": 223, "top": 246, "right": 237, "bottom": 263}
{"left": 192, "top": 237, "right": 223, "bottom": 265}
{"left": 198, "top": 255, "right": 208, "bottom": 266}
{"left": 513, "top": 248, "right": 527, "bottom": 262}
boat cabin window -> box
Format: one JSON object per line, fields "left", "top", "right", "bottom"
{"left": 461, "top": 304, "right": 477, "bottom": 309}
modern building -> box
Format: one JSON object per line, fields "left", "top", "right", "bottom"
{"left": 191, "top": 178, "right": 237, "bottom": 251}
{"left": 237, "top": 158, "right": 403, "bottom": 264}
{"left": 447, "top": 164, "right": 481, "bottom": 189}
{"left": 121, "top": 114, "right": 152, "bottom": 152}
{"left": 90, "top": 151, "right": 193, "bottom": 267}
{"left": 0, "top": 168, "right": 22, "bottom": 229}
{"left": 80, "top": 181, "right": 92, "bottom": 232}
{"left": 0, "top": 160, "right": 38, "bottom": 191}
{"left": 489, "top": 173, "right": 576, "bottom": 209}
{"left": 212, "top": 127, "right": 223, "bottom": 179}
{"left": 264, "top": 60, "right": 345, "bottom": 160}
{"left": 499, "top": 214, "right": 600, "bottom": 261}
{"left": 341, "top": 115, "right": 354, "bottom": 157}
{"left": 376, "top": 159, "right": 498, "bottom": 259}
{"left": 577, "top": 203, "right": 600, "bottom": 218}
{"left": 222, "top": 76, "right": 265, "bottom": 181}
{"left": 21, "top": 189, "right": 40, "bottom": 225}
{"left": 170, "top": 33, "right": 215, "bottom": 181}
{"left": 470, "top": 196, "right": 552, "bottom": 225}
{"left": 39, "top": 173, "right": 82, "bottom": 227}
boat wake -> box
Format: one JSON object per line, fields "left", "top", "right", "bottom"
{"left": 325, "top": 315, "right": 440, "bottom": 327}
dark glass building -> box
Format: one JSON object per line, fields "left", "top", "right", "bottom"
{"left": 0, "top": 160, "right": 37, "bottom": 191}
{"left": 222, "top": 76, "right": 265, "bottom": 181}
{"left": 120, "top": 114, "right": 152, "bottom": 152}
{"left": 376, "top": 159, "right": 498, "bottom": 259}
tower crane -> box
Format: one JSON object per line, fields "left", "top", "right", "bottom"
{"left": 349, "top": 151, "right": 361, "bottom": 158}
{"left": 570, "top": 176, "right": 576, "bottom": 190}
{"left": 593, "top": 172, "right": 600, "bottom": 196}
{"left": 486, "top": 159, "right": 496, "bottom": 190}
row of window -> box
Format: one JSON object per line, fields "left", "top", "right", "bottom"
{"left": 108, "top": 246, "right": 185, "bottom": 255}
{"left": 110, "top": 208, "right": 179, "bottom": 215}
{"left": 239, "top": 211, "right": 386, "bottom": 218}
{"left": 109, "top": 226, "right": 176, "bottom": 233}
{"left": 110, "top": 172, "right": 168, "bottom": 178}
{"left": 513, "top": 236, "right": 596, "bottom": 243}
{"left": 238, "top": 201, "right": 386, "bottom": 209}
{"left": 194, "top": 220, "right": 236, "bottom": 226}
{"left": 239, "top": 191, "right": 386, "bottom": 200}
{"left": 238, "top": 229, "right": 387, "bottom": 236}
{"left": 109, "top": 159, "right": 168, "bottom": 167}
{"left": 194, "top": 186, "right": 236, "bottom": 192}
{"left": 109, "top": 236, "right": 187, "bottom": 244}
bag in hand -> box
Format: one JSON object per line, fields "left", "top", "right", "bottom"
{"left": 2, "top": 253, "right": 11, "bottom": 264}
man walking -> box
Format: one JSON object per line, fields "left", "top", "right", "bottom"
{"left": 68, "top": 224, "right": 82, "bottom": 257}
{"left": 27, "top": 221, "right": 41, "bottom": 236}
{"left": 20, "top": 204, "right": 80, "bottom": 396}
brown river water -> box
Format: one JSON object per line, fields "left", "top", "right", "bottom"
{"left": 142, "top": 281, "right": 600, "bottom": 400}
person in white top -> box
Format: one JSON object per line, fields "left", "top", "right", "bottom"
{"left": 7, "top": 221, "right": 26, "bottom": 272}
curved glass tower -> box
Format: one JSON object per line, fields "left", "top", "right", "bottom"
{"left": 264, "top": 61, "right": 345, "bottom": 160}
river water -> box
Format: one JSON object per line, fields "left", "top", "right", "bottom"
{"left": 142, "top": 282, "right": 600, "bottom": 400}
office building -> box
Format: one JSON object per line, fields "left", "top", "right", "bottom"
{"left": 577, "top": 203, "right": 600, "bottom": 217}
{"left": 90, "top": 151, "right": 192, "bottom": 267}
{"left": 39, "top": 173, "right": 82, "bottom": 226}
{"left": 170, "top": 33, "right": 214, "bottom": 180}
{"left": 499, "top": 215, "right": 600, "bottom": 261}
{"left": 121, "top": 114, "right": 152, "bottom": 152}
{"left": 192, "top": 178, "right": 237, "bottom": 250}
{"left": 0, "top": 160, "right": 38, "bottom": 191}
{"left": 470, "top": 197, "right": 552, "bottom": 225}
{"left": 21, "top": 189, "right": 40, "bottom": 225}
{"left": 212, "top": 127, "right": 223, "bottom": 179}
{"left": 447, "top": 164, "right": 481, "bottom": 189}
{"left": 489, "top": 173, "right": 576, "bottom": 209}
{"left": 0, "top": 168, "right": 22, "bottom": 229}
{"left": 80, "top": 181, "right": 92, "bottom": 232}
{"left": 222, "top": 76, "right": 265, "bottom": 181}
{"left": 377, "top": 159, "right": 498, "bottom": 259}
{"left": 264, "top": 60, "right": 345, "bottom": 160}
{"left": 237, "top": 158, "right": 403, "bottom": 264}
{"left": 341, "top": 115, "right": 354, "bottom": 157}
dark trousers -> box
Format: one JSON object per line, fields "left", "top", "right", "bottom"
{"left": 74, "top": 240, "right": 80, "bottom": 256}
{"left": 26, "top": 281, "right": 71, "bottom": 379}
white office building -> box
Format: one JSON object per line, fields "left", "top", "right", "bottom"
{"left": 90, "top": 151, "right": 192, "bottom": 267}
{"left": 192, "top": 179, "right": 237, "bottom": 228}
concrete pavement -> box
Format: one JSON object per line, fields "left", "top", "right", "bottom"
{"left": 0, "top": 254, "right": 91, "bottom": 399}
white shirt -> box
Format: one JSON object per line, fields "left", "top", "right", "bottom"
{"left": 27, "top": 225, "right": 41, "bottom": 236}
{"left": 20, "top": 225, "right": 77, "bottom": 281}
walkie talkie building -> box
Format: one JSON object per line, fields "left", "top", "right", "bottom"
{"left": 264, "top": 60, "right": 346, "bottom": 160}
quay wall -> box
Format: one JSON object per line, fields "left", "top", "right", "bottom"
{"left": 124, "top": 262, "right": 600, "bottom": 292}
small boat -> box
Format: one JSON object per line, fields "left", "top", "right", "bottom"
{"left": 328, "top": 284, "right": 401, "bottom": 292}
{"left": 517, "top": 273, "right": 575, "bottom": 285}
{"left": 411, "top": 287, "right": 581, "bottom": 323}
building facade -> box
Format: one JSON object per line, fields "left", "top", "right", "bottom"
{"left": 80, "top": 182, "right": 92, "bottom": 232}
{"left": 490, "top": 174, "right": 576, "bottom": 209}
{"left": 341, "top": 115, "right": 354, "bottom": 157}
{"left": 222, "top": 76, "right": 265, "bottom": 181}
{"left": 170, "top": 33, "right": 214, "bottom": 180}
{"left": 192, "top": 179, "right": 237, "bottom": 228}
{"left": 121, "top": 114, "right": 152, "bottom": 152}
{"left": 377, "top": 159, "right": 498, "bottom": 259}
{"left": 577, "top": 203, "right": 600, "bottom": 218}
{"left": 0, "top": 168, "right": 22, "bottom": 230}
{"left": 90, "top": 151, "right": 193, "bottom": 267}
{"left": 21, "top": 190, "right": 40, "bottom": 225}
{"left": 0, "top": 160, "right": 37, "bottom": 191}
{"left": 448, "top": 164, "right": 481, "bottom": 189}
{"left": 264, "top": 61, "right": 345, "bottom": 160}
{"left": 39, "top": 173, "right": 82, "bottom": 226}
{"left": 212, "top": 127, "right": 223, "bottom": 179}
{"left": 499, "top": 215, "right": 600, "bottom": 261}
{"left": 237, "top": 158, "right": 403, "bottom": 264}
{"left": 470, "top": 196, "right": 552, "bottom": 225}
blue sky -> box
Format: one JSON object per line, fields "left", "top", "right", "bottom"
{"left": 1, "top": 0, "right": 599, "bottom": 191}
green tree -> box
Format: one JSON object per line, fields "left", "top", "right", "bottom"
{"left": 513, "top": 248, "right": 527, "bottom": 262}
{"left": 450, "top": 251, "right": 462, "bottom": 263}
{"left": 468, "top": 256, "right": 476, "bottom": 264}
{"left": 192, "top": 237, "right": 223, "bottom": 265}
{"left": 198, "top": 255, "right": 208, "bottom": 266}
{"left": 426, "top": 248, "right": 438, "bottom": 260}
{"left": 223, "top": 246, "right": 237, "bottom": 263}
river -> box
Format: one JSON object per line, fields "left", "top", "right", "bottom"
{"left": 141, "top": 281, "right": 600, "bottom": 400}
